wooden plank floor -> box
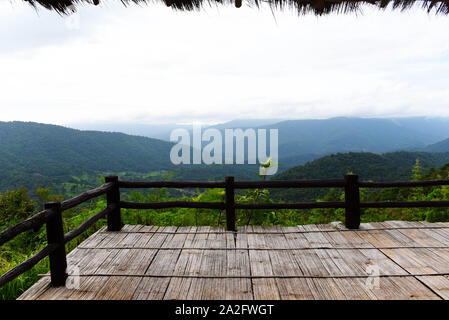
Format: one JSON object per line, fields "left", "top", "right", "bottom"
{"left": 18, "top": 221, "right": 449, "bottom": 300}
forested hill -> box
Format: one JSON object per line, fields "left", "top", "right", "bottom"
{"left": 153, "top": 117, "right": 449, "bottom": 160}
{"left": 0, "top": 121, "right": 176, "bottom": 192}
{"left": 0, "top": 121, "right": 176, "bottom": 172}
{"left": 258, "top": 117, "right": 449, "bottom": 157}
{"left": 0, "top": 122, "right": 266, "bottom": 196}
{"left": 423, "top": 137, "right": 449, "bottom": 153}
{"left": 270, "top": 152, "right": 449, "bottom": 201}
{"left": 3, "top": 121, "right": 449, "bottom": 201}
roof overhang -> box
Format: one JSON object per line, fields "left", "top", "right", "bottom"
{"left": 21, "top": 0, "right": 449, "bottom": 15}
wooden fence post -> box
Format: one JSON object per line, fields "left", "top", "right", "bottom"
{"left": 105, "top": 176, "right": 122, "bottom": 231}
{"left": 344, "top": 174, "right": 360, "bottom": 229}
{"left": 225, "top": 176, "right": 236, "bottom": 231}
{"left": 45, "top": 202, "right": 67, "bottom": 286}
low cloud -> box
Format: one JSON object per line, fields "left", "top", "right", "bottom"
{"left": 1, "top": 1, "right": 449, "bottom": 125}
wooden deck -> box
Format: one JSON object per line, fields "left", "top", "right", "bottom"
{"left": 18, "top": 221, "right": 449, "bottom": 300}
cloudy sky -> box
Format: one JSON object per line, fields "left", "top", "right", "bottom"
{"left": 1, "top": 1, "right": 449, "bottom": 126}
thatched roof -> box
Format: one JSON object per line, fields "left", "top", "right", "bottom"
{"left": 23, "top": 0, "right": 449, "bottom": 15}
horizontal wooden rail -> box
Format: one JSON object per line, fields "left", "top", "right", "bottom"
{"left": 359, "top": 180, "right": 449, "bottom": 188}
{"left": 0, "top": 243, "right": 58, "bottom": 288}
{"left": 360, "top": 200, "right": 449, "bottom": 208}
{"left": 234, "top": 179, "right": 346, "bottom": 189}
{"left": 121, "top": 201, "right": 347, "bottom": 210}
{"left": 118, "top": 179, "right": 347, "bottom": 189}
{"left": 0, "top": 205, "right": 115, "bottom": 288}
{"left": 61, "top": 182, "right": 113, "bottom": 211}
{"left": 0, "top": 209, "right": 54, "bottom": 247}
{"left": 234, "top": 201, "right": 346, "bottom": 210}
{"left": 64, "top": 205, "right": 114, "bottom": 244}
{"left": 120, "top": 201, "right": 226, "bottom": 210}
{"left": 2, "top": 174, "right": 449, "bottom": 289}
{"left": 119, "top": 180, "right": 226, "bottom": 189}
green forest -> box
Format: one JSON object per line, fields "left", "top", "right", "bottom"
{"left": 1, "top": 158, "right": 449, "bottom": 300}
{"left": 2, "top": 121, "right": 449, "bottom": 300}
{"left": 3, "top": 121, "right": 449, "bottom": 201}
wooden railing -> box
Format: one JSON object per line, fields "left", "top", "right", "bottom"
{"left": 0, "top": 181, "right": 115, "bottom": 288}
{"left": 1, "top": 174, "right": 449, "bottom": 289}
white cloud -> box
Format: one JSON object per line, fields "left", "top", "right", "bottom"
{"left": 0, "top": 1, "right": 449, "bottom": 125}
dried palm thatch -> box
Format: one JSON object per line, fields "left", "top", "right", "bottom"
{"left": 23, "top": 0, "right": 449, "bottom": 15}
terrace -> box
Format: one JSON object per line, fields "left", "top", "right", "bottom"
{"left": 1, "top": 175, "right": 449, "bottom": 299}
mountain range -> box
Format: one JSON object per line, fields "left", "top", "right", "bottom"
{"left": 423, "top": 137, "right": 449, "bottom": 153}
{"left": 244, "top": 117, "right": 449, "bottom": 156}
{"left": 69, "top": 117, "right": 449, "bottom": 155}
{"left": 271, "top": 151, "right": 449, "bottom": 202}
{"left": 2, "top": 118, "right": 449, "bottom": 199}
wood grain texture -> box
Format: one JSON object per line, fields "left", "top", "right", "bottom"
{"left": 18, "top": 221, "right": 449, "bottom": 300}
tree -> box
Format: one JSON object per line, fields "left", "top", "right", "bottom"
{"left": 0, "top": 188, "right": 35, "bottom": 228}
{"left": 35, "top": 187, "right": 64, "bottom": 210}
{"left": 412, "top": 158, "right": 422, "bottom": 181}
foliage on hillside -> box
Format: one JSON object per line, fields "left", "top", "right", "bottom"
{"left": 0, "top": 188, "right": 106, "bottom": 300}
{"left": 3, "top": 121, "right": 449, "bottom": 201}
{"left": 1, "top": 160, "right": 449, "bottom": 299}
{"left": 424, "top": 137, "right": 449, "bottom": 153}
{"left": 383, "top": 151, "right": 449, "bottom": 168}
{"left": 0, "top": 121, "right": 176, "bottom": 195}
{"left": 259, "top": 117, "right": 449, "bottom": 157}
{"left": 270, "top": 152, "right": 449, "bottom": 202}
{"left": 318, "top": 160, "right": 449, "bottom": 223}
